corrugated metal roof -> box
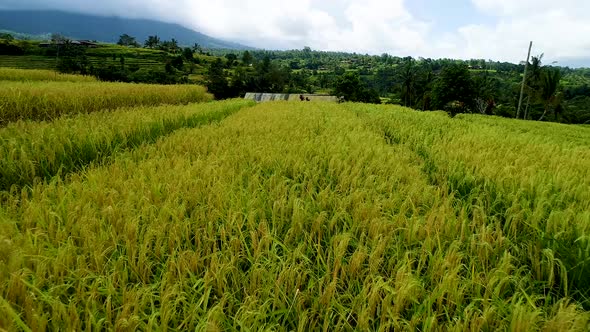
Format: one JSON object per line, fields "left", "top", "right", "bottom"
{"left": 244, "top": 93, "right": 339, "bottom": 102}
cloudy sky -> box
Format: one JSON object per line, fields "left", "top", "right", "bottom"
{"left": 2, "top": 0, "right": 590, "bottom": 66}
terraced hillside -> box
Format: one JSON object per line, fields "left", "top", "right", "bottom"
{"left": 0, "top": 55, "right": 165, "bottom": 71}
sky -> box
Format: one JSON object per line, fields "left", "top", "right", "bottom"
{"left": 2, "top": 0, "right": 590, "bottom": 66}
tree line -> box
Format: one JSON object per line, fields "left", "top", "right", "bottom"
{"left": 2, "top": 32, "right": 589, "bottom": 123}
{"left": 204, "top": 48, "right": 590, "bottom": 123}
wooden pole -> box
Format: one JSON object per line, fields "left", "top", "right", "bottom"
{"left": 517, "top": 41, "right": 533, "bottom": 119}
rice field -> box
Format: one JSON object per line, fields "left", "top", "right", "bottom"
{"left": 0, "top": 99, "right": 254, "bottom": 193}
{"left": 0, "top": 56, "right": 57, "bottom": 70}
{"left": 0, "top": 81, "right": 212, "bottom": 125}
{"left": 0, "top": 68, "right": 97, "bottom": 83}
{"left": 1, "top": 101, "right": 589, "bottom": 330}
{"left": 0, "top": 55, "right": 164, "bottom": 71}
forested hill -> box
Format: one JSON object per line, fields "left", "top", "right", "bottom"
{"left": 2, "top": 28, "right": 589, "bottom": 123}
{"left": 0, "top": 10, "right": 251, "bottom": 49}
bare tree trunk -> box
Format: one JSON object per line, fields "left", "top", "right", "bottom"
{"left": 524, "top": 95, "right": 530, "bottom": 120}
{"left": 539, "top": 105, "right": 549, "bottom": 121}
{"left": 475, "top": 98, "right": 486, "bottom": 114}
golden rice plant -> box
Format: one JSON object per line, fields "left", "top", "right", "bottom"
{"left": 0, "top": 68, "right": 97, "bottom": 82}
{"left": 348, "top": 103, "right": 590, "bottom": 313}
{"left": 1, "top": 101, "right": 589, "bottom": 330}
{"left": 0, "top": 81, "right": 213, "bottom": 125}
{"left": 0, "top": 99, "right": 254, "bottom": 193}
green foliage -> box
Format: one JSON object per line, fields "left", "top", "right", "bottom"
{"left": 170, "top": 55, "right": 184, "bottom": 70}
{"left": 432, "top": 64, "right": 476, "bottom": 113}
{"left": 399, "top": 56, "right": 417, "bottom": 107}
{"left": 0, "top": 38, "right": 25, "bottom": 55}
{"left": 206, "top": 58, "right": 231, "bottom": 99}
{"left": 538, "top": 68, "right": 563, "bottom": 121}
{"left": 0, "top": 33, "right": 14, "bottom": 41}
{"left": 117, "top": 34, "right": 140, "bottom": 47}
{"left": 56, "top": 47, "right": 89, "bottom": 74}
{"left": 334, "top": 72, "right": 381, "bottom": 104}
{"left": 2, "top": 39, "right": 590, "bottom": 121}
{"left": 564, "top": 96, "right": 590, "bottom": 123}
{"left": 160, "top": 38, "right": 180, "bottom": 54}
{"left": 182, "top": 47, "right": 194, "bottom": 61}
{"left": 144, "top": 35, "right": 161, "bottom": 49}
{"left": 242, "top": 50, "right": 253, "bottom": 65}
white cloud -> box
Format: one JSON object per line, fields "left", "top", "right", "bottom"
{"left": 0, "top": 0, "right": 431, "bottom": 55}
{"left": 457, "top": 0, "right": 590, "bottom": 63}
{"left": 1, "top": 0, "right": 590, "bottom": 65}
{"left": 180, "top": 0, "right": 431, "bottom": 55}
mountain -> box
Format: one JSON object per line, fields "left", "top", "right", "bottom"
{"left": 0, "top": 10, "right": 252, "bottom": 49}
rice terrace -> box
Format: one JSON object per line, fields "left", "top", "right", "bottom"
{"left": 0, "top": 66, "right": 588, "bottom": 331}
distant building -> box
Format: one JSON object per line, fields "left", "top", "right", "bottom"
{"left": 39, "top": 40, "right": 98, "bottom": 48}
{"left": 244, "top": 93, "right": 339, "bottom": 103}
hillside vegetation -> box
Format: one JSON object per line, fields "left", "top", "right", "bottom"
{"left": 2, "top": 31, "right": 590, "bottom": 123}
{"left": 1, "top": 100, "right": 589, "bottom": 330}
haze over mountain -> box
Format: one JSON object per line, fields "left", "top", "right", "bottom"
{"left": 0, "top": 10, "right": 251, "bottom": 49}
{"left": 0, "top": 0, "right": 589, "bottom": 67}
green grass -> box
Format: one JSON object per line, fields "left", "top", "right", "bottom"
{"left": 1, "top": 101, "right": 589, "bottom": 330}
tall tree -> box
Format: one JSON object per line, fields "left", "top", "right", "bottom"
{"left": 431, "top": 64, "right": 475, "bottom": 113}
{"left": 538, "top": 68, "right": 562, "bottom": 121}
{"left": 144, "top": 35, "right": 161, "bottom": 49}
{"left": 334, "top": 72, "right": 380, "bottom": 104}
{"left": 225, "top": 53, "right": 238, "bottom": 67}
{"left": 192, "top": 43, "right": 202, "bottom": 54}
{"left": 182, "top": 47, "right": 194, "bottom": 61}
{"left": 399, "top": 57, "right": 417, "bottom": 107}
{"left": 242, "top": 51, "right": 253, "bottom": 65}
{"left": 206, "top": 58, "right": 231, "bottom": 99}
{"left": 117, "top": 34, "right": 139, "bottom": 47}
{"left": 521, "top": 54, "right": 545, "bottom": 119}
{"left": 169, "top": 39, "right": 179, "bottom": 52}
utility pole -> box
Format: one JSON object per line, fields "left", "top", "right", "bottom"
{"left": 517, "top": 41, "right": 533, "bottom": 119}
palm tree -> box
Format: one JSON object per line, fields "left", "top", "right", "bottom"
{"left": 399, "top": 57, "right": 416, "bottom": 107}
{"left": 529, "top": 54, "right": 544, "bottom": 81}
{"left": 144, "top": 35, "right": 160, "bottom": 48}
{"left": 523, "top": 54, "right": 544, "bottom": 119}
{"left": 538, "top": 68, "right": 562, "bottom": 121}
